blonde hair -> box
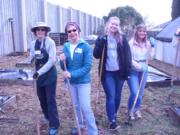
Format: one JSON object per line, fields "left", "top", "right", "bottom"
{"left": 134, "top": 24, "right": 148, "bottom": 43}
{"left": 106, "top": 16, "right": 122, "bottom": 44}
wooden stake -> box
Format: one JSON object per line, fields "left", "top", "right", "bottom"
{"left": 171, "top": 40, "right": 180, "bottom": 86}
{"left": 33, "top": 79, "right": 40, "bottom": 135}
{"left": 129, "top": 70, "right": 146, "bottom": 118}
{"left": 168, "top": 39, "right": 180, "bottom": 100}
{"left": 63, "top": 60, "right": 82, "bottom": 135}
{"left": 94, "top": 45, "right": 105, "bottom": 114}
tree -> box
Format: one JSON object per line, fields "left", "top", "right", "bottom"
{"left": 104, "top": 6, "right": 144, "bottom": 39}
{"left": 171, "top": 0, "right": 180, "bottom": 20}
{"left": 107, "top": 6, "right": 143, "bottom": 26}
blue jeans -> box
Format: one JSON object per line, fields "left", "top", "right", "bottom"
{"left": 102, "top": 71, "right": 125, "bottom": 122}
{"left": 70, "top": 83, "right": 98, "bottom": 135}
{"left": 127, "top": 70, "right": 148, "bottom": 113}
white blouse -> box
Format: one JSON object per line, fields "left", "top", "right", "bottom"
{"left": 129, "top": 39, "right": 153, "bottom": 71}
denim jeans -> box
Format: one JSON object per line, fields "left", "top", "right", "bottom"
{"left": 37, "top": 81, "right": 60, "bottom": 129}
{"left": 102, "top": 71, "right": 125, "bottom": 122}
{"left": 70, "top": 83, "right": 98, "bottom": 135}
{"left": 127, "top": 70, "right": 148, "bottom": 113}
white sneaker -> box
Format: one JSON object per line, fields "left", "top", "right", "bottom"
{"left": 135, "top": 111, "right": 142, "bottom": 119}
{"left": 129, "top": 113, "right": 135, "bottom": 120}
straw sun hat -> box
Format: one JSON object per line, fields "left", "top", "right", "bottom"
{"left": 31, "top": 22, "right": 51, "bottom": 32}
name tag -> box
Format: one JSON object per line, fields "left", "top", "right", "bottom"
{"left": 75, "top": 48, "right": 82, "bottom": 53}
{"left": 35, "top": 50, "right": 43, "bottom": 59}
{"left": 35, "top": 50, "right": 41, "bottom": 55}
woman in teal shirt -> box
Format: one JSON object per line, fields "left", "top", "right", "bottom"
{"left": 59, "top": 22, "right": 98, "bottom": 135}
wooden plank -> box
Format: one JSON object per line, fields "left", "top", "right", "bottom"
{"left": 0, "top": 79, "right": 33, "bottom": 86}
{"left": 147, "top": 79, "right": 180, "bottom": 87}
{"left": 0, "top": 95, "right": 16, "bottom": 109}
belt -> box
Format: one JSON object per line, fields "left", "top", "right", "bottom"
{"left": 135, "top": 60, "right": 146, "bottom": 62}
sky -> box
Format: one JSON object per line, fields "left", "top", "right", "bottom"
{"left": 47, "top": 0, "right": 172, "bottom": 26}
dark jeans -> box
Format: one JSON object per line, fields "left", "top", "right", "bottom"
{"left": 102, "top": 71, "right": 125, "bottom": 122}
{"left": 37, "top": 80, "right": 60, "bottom": 128}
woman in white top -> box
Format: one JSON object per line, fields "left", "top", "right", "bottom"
{"left": 127, "top": 24, "right": 154, "bottom": 120}
{"left": 29, "top": 22, "right": 60, "bottom": 135}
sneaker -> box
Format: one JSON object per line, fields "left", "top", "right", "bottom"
{"left": 129, "top": 112, "right": 135, "bottom": 120}
{"left": 129, "top": 115, "right": 135, "bottom": 120}
{"left": 109, "top": 122, "right": 120, "bottom": 131}
{"left": 135, "top": 111, "right": 142, "bottom": 119}
{"left": 49, "top": 127, "right": 59, "bottom": 135}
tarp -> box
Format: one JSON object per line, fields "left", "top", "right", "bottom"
{"left": 156, "top": 17, "right": 180, "bottom": 42}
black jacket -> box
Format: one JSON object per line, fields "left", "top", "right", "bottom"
{"left": 93, "top": 35, "right": 132, "bottom": 80}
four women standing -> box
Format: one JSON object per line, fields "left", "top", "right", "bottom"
{"left": 30, "top": 17, "right": 153, "bottom": 134}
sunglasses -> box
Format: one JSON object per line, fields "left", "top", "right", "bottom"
{"left": 36, "top": 28, "right": 46, "bottom": 31}
{"left": 67, "top": 29, "right": 77, "bottom": 34}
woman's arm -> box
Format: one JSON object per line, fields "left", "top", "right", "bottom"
{"left": 93, "top": 36, "right": 105, "bottom": 59}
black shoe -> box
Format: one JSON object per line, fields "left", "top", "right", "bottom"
{"left": 109, "top": 122, "right": 120, "bottom": 131}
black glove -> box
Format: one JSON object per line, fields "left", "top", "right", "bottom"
{"left": 33, "top": 72, "right": 39, "bottom": 79}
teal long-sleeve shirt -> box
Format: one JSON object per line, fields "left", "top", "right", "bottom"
{"left": 60, "top": 39, "right": 92, "bottom": 84}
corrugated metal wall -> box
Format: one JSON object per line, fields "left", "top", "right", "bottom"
{"left": 0, "top": 0, "right": 103, "bottom": 55}
{"left": 59, "top": 6, "right": 69, "bottom": 32}
{"left": 25, "top": 0, "right": 43, "bottom": 49}
{"left": 0, "top": 0, "right": 17, "bottom": 55}
{"left": 47, "top": 3, "right": 59, "bottom": 32}
{"left": 155, "top": 40, "right": 180, "bottom": 67}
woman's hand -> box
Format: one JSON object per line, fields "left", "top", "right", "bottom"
{"left": 141, "top": 63, "right": 148, "bottom": 72}
{"left": 63, "top": 71, "right": 71, "bottom": 78}
{"left": 59, "top": 53, "right": 66, "bottom": 61}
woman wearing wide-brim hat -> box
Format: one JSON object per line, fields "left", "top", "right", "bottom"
{"left": 29, "top": 21, "right": 60, "bottom": 135}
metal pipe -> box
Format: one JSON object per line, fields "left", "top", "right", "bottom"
{"left": 8, "top": 18, "right": 16, "bottom": 55}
